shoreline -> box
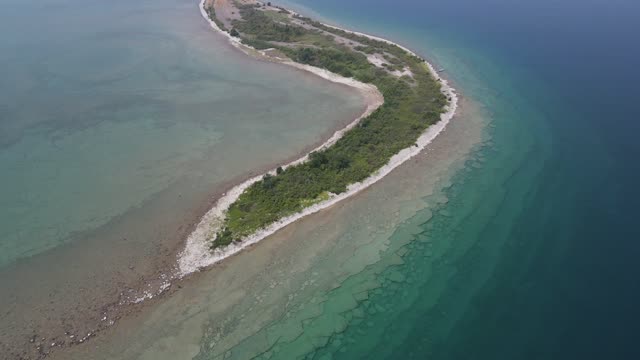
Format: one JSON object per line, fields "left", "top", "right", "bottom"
{"left": 0, "top": 12, "right": 372, "bottom": 359}
{"left": 178, "top": 0, "right": 459, "bottom": 275}
{"left": 41, "top": 3, "right": 467, "bottom": 357}
{"left": 0, "top": 2, "right": 459, "bottom": 359}
{"left": 55, "top": 96, "right": 482, "bottom": 360}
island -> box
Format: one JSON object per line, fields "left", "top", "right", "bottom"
{"left": 184, "top": 0, "right": 457, "bottom": 267}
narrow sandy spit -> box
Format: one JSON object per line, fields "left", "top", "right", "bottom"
{"left": 178, "top": 0, "right": 459, "bottom": 275}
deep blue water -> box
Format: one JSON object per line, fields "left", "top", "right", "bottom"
{"left": 3, "top": 0, "right": 639, "bottom": 357}
{"left": 275, "top": 0, "right": 640, "bottom": 358}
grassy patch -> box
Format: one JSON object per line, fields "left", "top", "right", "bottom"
{"left": 207, "top": 2, "right": 447, "bottom": 248}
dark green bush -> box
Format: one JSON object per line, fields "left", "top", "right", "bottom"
{"left": 208, "top": 3, "right": 447, "bottom": 248}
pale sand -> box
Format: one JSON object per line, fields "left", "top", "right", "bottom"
{"left": 178, "top": 0, "right": 459, "bottom": 275}
{"left": 367, "top": 53, "right": 388, "bottom": 67}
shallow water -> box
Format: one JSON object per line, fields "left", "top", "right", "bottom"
{"left": 209, "top": 0, "right": 640, "bottom": 358}
{"left": 59, "top": 74, "right": 487, "bottom": 360}
{"left": 0, "top": 0, "right": 365, "bottom": 356}
{"left": 66, "top": 0, "right": 640, "bottom": 358}
{"left": 0, "top": 0, "right": 364, "bottom": 268}
{"left": 6, "top": 0, "right": 640, "bottom": 358}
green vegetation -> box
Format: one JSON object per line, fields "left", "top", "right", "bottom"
{"left": 205, "top": 6, "right": 227, "bottom": 32}
{"left": 206, "top": 2, "right": 447, "bottom": 249}
{"left": 232, "top": 3, "right": 306, "bottom": 43}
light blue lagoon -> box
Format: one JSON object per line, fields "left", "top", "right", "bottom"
{"left": 0, "top": 0, "right": 365, "bottom": 356}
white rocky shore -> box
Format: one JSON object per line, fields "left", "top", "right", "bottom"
{"left": 178, "top": 0, "right": 458, "bottom": 276}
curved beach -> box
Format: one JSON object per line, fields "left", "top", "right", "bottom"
{"left": 178, "top": 0, "right": 459, "bottom": 275}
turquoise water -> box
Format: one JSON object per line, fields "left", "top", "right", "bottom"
{"left": 4, "top": 0, "right": 640, "bottom": 358}
{"left": 189, "top": 0, "right": 640, "bottom": 358}
{"left": 0, "top": 0, "right": 364, "bottom": 267}
{"left": 256, "top": 0, "right": 640, "bottom": 358}
{"left": 0, "top": 0, "right": 366, "bottom": 355}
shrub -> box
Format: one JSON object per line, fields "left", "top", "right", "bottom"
{"left": 209, "top": 2, "right": 447, "bottom": 249}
